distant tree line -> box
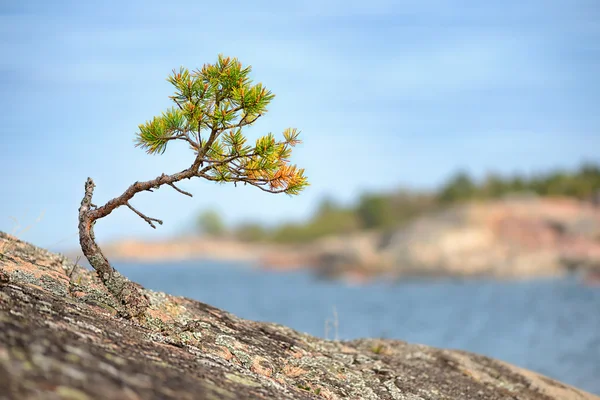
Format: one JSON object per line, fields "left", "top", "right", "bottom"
{"left": 438, "top": 163, "right": 600, "bottom": 203}
{"left": 196, "top": 163, "right": 600, "bottom": 243}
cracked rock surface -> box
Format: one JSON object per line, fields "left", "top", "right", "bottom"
{"left": 1, "top": 231, "right": 598, "bottom": 400}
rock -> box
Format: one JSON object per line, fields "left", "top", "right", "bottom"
{"left": 1, "top": 231, "right": 598, "bottom": 399}
{"left": 310, "top": 198, "right": 600, "bottom": 280}
{"left": 308, "top": 233, "right": 391, "bottom": 280}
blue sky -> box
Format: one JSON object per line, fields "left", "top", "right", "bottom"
{"left": 1, "top": 0, "right": 598, "bottom": 251}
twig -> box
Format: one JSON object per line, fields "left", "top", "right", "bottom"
{"left": 199, "top": 174, "right": 288, "bottom": 194}
{"left": 221, "top": 113, "right": 262, "bottom": 132}
{"left": 126, "top": 202, "right": 163, "bottom": 229}
{"left": 168, "top": 182, "right": 193, "bottom": 197}
{"left": 159, "top": 132, "right": 197, "bottom": 148}
{"left": 68, "top": 256, "right": 81, "bottom": 279}
{"left": 196, "top": 152, "right": 259, "bottom": 176}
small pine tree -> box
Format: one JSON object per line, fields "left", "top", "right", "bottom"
{"left": 78, "top": 55, "right": 308, "bottom": 318}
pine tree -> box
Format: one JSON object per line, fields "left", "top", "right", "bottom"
{"left": 78, "top": 55, "right": 308, "bottom": 318}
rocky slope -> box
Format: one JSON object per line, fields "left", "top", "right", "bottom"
{"left": 1, "top": 231, "right": 598, "bottom": 399}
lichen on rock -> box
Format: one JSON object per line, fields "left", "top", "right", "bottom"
{"left": 0, "top": 231, "right": 598, "bottom": 400}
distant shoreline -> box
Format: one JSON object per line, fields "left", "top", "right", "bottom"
{"left": 67, "top": 198, "right": 600, "bottom": 283}
{"left": 70, "top": 236, "right": 313, "bottom": 271}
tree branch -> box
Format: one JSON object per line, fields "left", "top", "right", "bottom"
{"left": 199, "top": 173, "right": 287, "bottom": 194}
{"left": 220, "top": 113, "right": 262, "bottom": 132}
{"left": 168, "top": 182, "right": 193, "bottom": 197}
{"left": 126, "top": 202, "right": 163, "bottom": 229}
{"left": 195, "top": 152, "right": 258, "bottom": 176}
{"left": 161, "top": 132, "right": 197, "bottom": 149}
{"left": 89, "top": 167, "right": 195, "bottom": 221}
{"left": 173, "top": 99, "right": 184, "bottom": 111}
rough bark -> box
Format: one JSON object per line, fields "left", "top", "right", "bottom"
{"left": 78, "top": 178, "right": 150, "bottom": 318}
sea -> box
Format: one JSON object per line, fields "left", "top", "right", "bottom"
{"left": 117, "top": 260, "right": 600, "bottom": 395}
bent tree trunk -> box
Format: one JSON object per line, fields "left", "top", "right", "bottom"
{"left": 77, "top": 165, "right": 200, "bottom": 318}
{"left": 78, "top": 178, "right": 149, "bottom": 318}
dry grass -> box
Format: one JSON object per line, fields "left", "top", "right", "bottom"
{"left": 0, "top": 211, "right": 45, "bottom": 255}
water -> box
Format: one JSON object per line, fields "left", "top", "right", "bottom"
{"left": 118, "top": 260, "right": 600, "bottom": 395}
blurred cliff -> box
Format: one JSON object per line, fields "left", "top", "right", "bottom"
{"left": 302, "top": 197, "right": 600, "bottom": 281}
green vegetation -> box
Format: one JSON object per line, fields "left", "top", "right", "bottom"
{"left": 234, "top": 222, "right": 269, "bottom": 242}
{"left": 371, "top": 343, "right": 386, "bottom": 355}
{"left": 296, "top": 383, "right": 321, "bottom": 395}
{"left": 196, "top": 210, "right": 226, "bottom": 237}
{"left": 245, "top": 191, "right": 437, "bottom": 243}
{"left": 196, "top": 162, "right": 600, "bottom": 244}
{"left": 439, "top": 163, "right": 600, "bottom": 202}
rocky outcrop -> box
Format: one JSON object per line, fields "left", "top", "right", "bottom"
{"left": 1, "top": 232, "right": 598, "bottom": 399}
{"left": 311, "top": 198, "right": 600, "bottom": 280}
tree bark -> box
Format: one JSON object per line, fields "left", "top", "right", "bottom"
{"left": 78, "top": 178, "right": 149, "bottom": 318}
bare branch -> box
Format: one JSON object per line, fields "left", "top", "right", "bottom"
{"left": 227, "top": 105, "right": 244, "bottom": 115}
{"left": 199, "top": 173, "right": 287, "bottom": 194}
{"left": 89, "top": 166, "right": 199, "bottom": 221}
{"left": 168, "top": 182, "right": 193, "bottom": 197}
{"left": 68, "top": 256, "right": 81, "bottom": 279}
{"left": 160, "top": 132, "right": 197, "bottom": 149}
{"left": 173, "top": 99, "right": 184, "bottom": 110}
{"left": 126, "top": 202, "right": 163, "bottom": 229}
